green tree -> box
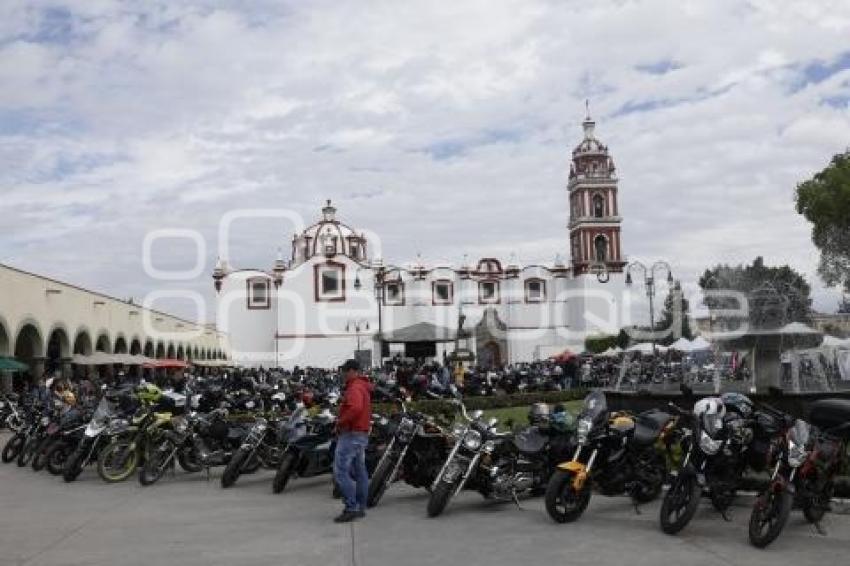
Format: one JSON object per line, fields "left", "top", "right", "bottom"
{"left": 657, "top": 281, "right": 693, "bottom": 345}
{"left": 699, "top": 257, "right": 813, "bottom": 326}
{"left": 796, "top": 151, "right": 850, "bottom": 293}
{"left": 616, "top": 328, "right": 630, "bottom": 349}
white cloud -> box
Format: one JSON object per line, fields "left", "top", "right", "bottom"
{"left": 1, "top": 0, "right": 848, "bottom": 319}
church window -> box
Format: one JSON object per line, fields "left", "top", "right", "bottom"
{"left": 385, "top": 282, "right": 404, "bottom": 306}
{"left": 525, "top": 279, "right": 546, "bottom": 303}
{"left": 432, "top": 280, "right": 453, "bottom": 305}
{"left": 593, "top": 194, "right": 605, "bottom": 218}
{"left": 478, "top": 280, "right": 499, "bottom": 304}
{"left": 247, "top": 277, "right": 271, "bottom": 310}
{"left": 594, "top": 235, "right": 608, "bottom": 262}
{"left": 314, "top": 262, "right": 346, "bottom": 302}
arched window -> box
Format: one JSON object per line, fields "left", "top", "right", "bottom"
{"left": 593, "top": 194, "right": 605, "bottom": 218}
{"left": 594, "top": 235, "right": 608, "bottom": 262}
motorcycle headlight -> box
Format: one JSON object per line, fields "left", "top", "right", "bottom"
{"left": 463, "top": 430, "right": 483, "bottom": 451}
{"left": 699, "top": 431, "right": 722, "bottom": 455}
{"left": 787, "top": 440, "right": 807, "bottom": 468}
{"left": 577, "top": 417, "right": 592, "bottom": 444}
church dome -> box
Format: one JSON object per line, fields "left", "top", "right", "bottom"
{"left": 291, "top": 200, "right": 368, "bottom": 265}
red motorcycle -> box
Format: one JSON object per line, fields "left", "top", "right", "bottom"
{"left": 749, "top": 399, "right": 850, "bottom": 548}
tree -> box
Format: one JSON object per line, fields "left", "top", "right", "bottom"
{"left": 656, "top": 281, "right": 694, "bottom": 345}
{"left": 616, "top": 328, "right": 630, "bottom": 349}
{"left": 584, "top": 334, "right": 619, "bottom": 354}
{"left": 699, "top": 257, "right": 813, "bottom": 326}
{"left": 796, "top": 151, "right": 850, "bottom": 293}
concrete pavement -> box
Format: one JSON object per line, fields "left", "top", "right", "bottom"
{"left": 1, "top": 450, "right": 848, "bottom": 566}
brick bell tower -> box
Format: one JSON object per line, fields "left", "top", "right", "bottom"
{"left": 568, "top": 104, "right": 626, "bottom": 276}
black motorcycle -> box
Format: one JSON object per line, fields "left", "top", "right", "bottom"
{"left": 272, "top": 406, "right": 336, "bottom": 493}
{"left": 545, "top": 390, "right": 671, "bottom": 523}
{"left": 426, "top": 399, "right": 504, "bottom": 517}
{"left": 221, "top": 412, "right": 285, "bottom": 488}
{"left": 64, "top": 395, "right": 128, "bottom": 482}
{"left": 659, "top": 396, "right": 753, "bottom": 534}
{"left": 367, "top": 396, "right": 449, "bottom": 508}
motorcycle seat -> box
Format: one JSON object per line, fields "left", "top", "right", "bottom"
{"left": 631, "top": 412, "right": 669, "bottom": 446}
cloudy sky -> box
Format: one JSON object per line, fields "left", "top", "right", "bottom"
{"left": 1, "top": 0, "right": 849, "bottom": 323}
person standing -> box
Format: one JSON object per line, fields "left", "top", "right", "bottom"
{"left": 333, "top": 359, "right": 372, "bottom": 523}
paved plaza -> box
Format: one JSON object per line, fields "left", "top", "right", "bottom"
{"left": 1, "top": 437, "right": 848, "bottom": 566}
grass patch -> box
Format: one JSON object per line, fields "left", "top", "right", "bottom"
{"left": 483, "top": 400, "right": 584, "bottom": 431}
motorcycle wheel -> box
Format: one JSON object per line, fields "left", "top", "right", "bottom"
{"left": 31, "top": 437, "right": 53, "bottom": 471}
{"left": 139, "top": 441, "right": 172, "bottom": 486}
{"left": 272, "top": 452, "right": 296, "bottom": 494}
{"left": 367, "top": 452, "right": 396, "bottom": 508}
{"left": 242, "top": 452, "right": 262, "bottom": 474}
{"left": 63, "top": 449, "right": 85, "bottom": 482}
{"left": 544, "top": 470, "right": 592, "bottom": 523}
{"left": 748, "top": 488, "right": 792, "bottom": 548}
{"left": 427, "top": 480, "right": 457, "bottom": 518}
{"left": 45, "top": 441, "right": 71, "bottom": 476}
{"left": 2, "top": 433, "right": 25, "bottom": 463}
{"left": 97, "top": 441, "right": 138, "bottom": 483}
{"left": 177, "top": 447, "right": 204, "bottom": 473}
{"left": 17, "top": 436, "right": 38, "bottom": 467}
{"left": 221, "top": 448, "right": 246, "bottom": 488}
{"left": 659, "top": 476, "right": 701, "bottom": 535}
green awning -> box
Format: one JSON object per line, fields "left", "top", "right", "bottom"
{"left": 0, "top": 357, "right": 28, "bottom": 371}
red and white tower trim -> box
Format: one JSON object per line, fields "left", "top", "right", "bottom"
{"left": 568, "top": 105, "right": 626, "bottom": 276}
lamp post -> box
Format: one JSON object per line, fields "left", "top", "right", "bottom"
{"left": 625, "top": 260, "right": 673, "bottom": 356}
{"left": 345, "top": 319, "right": 370, "bottom": 357}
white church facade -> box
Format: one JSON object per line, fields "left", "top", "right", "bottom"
{"left": 214, "top": 114, "right": 630, "bottom": 369}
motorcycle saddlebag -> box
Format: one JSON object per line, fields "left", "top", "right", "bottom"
{"left": 809, "top": 399, "right": 850, "bottom": 438}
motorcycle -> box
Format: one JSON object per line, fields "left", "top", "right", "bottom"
{"left": 40, "top": 409, "right": 89, "bottom": 475}
{"left": 64, "top": 395, "right": 127, "bottom": 482}
{"left": 367, "top": 395, "right": 449, "bottom": 507}
{"left": 221, "top": 412, "right": 285, "bottom": 488}
{"left": 426, "top": 399, "right": 503, "bottom": 517}
{"left": 1, "top": 397, "right": 30, "bottom": 463}
{"left": 271, "top": 405, "right": 336, "bottom": 493}
{"left": 749, "top": 399, "right": 850, "bottom": 547}
{"left": 659, "top": 395, "right": 753, "bottom": 534}
{"left": 545, "top": 390, "right": 671, "bottom": 523}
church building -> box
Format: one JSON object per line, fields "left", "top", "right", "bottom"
{"left": 213, "top": 112, "right": 629, "bottom": 369}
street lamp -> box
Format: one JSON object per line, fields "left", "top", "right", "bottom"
{"left": 355, "top": 264, "right": 416, "bottom": 366}
{"left": 625, "top": 260, "right": 674, "bottom": 355}
{"left": 346, "top": 319, "right": 370, "bottom": 355}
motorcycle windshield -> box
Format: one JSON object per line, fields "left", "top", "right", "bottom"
{"left": 92, "top": 398, "right": 114, "bottom": 423}
{"left": 579, "top": 390, "right": 608, "bottom": 429}
{"left": 701, "top": 412, "right": 722, "bottom": 439}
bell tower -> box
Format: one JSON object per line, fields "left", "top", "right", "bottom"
{"left": 568, "top": 104, "right": 626, "bottom": 276}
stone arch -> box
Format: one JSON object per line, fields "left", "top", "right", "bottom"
{"left": 143, "top": 339, "right": 155, "bottom": 358}
{"left": 594, "top": 234, "right": 609, "bottom": 263}
{"left": 0, "top": 315, "right": 10, "bottom": 356}
{"left": 113, "top": 334, "right": 128, "bottom": 354}
{"left": 192, "top": 346, "right": 199, "bottom": 360}
{"left": 13, "top": 320, "right": 45, "bottom": 378}
{"left": 45, "top": 324, "right": 71, "bottom": 375}
{"left": 73, "top": 328, "right": 93, "bottom": 356}
{"left": 129, "top": 337, "right": 142, "bottom": 355}
{"left": 166, "top": 343, "right": 176, "bottom": 359}
{"left": 95, "top": 332, "right": 111, "bottom": 353}
{"left": 176, "top": 344, "right": 185, "bottom": 360}
{"left": 205, "top": 348, "right": 212, "bottom": 360}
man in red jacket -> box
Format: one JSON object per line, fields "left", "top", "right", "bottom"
{"left": 333, "top": 359, "right": 372, "bottom": 523}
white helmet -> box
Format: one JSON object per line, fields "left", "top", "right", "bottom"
{"left": 693, "top": 396, "right": 725, "bottom": 419}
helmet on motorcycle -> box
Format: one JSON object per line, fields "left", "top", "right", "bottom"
{"left": 136, "top": 383, "right": 163, "bottom": 405}
{"left": 693, "top": 396, "right": 725, "bottom": 419}
{"left": 720, "top": 392, "right": 754, "bottom": 419}
{"left": 528, "top": 402, "right": 551, "bottom": 425}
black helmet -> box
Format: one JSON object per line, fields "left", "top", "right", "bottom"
{"left": 721, "top": 392, "right": 754, "bottom": 419}
{"left": 529, "top": 402, "right": 551, "bottom": 425}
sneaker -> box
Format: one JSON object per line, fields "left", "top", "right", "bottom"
{"left": 355, "top": 510, "right": 366, "bottom": 519}
{"left": 334, "top": 510, "right": 360, "bottom": 523}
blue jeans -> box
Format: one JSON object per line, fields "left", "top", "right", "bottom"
{"left": 333, "top": 432, "right": 369, "bottom": 512}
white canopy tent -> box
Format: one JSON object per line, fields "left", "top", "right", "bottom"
{"left": 626, "top": 342, "right": 668, "bottom": 354}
